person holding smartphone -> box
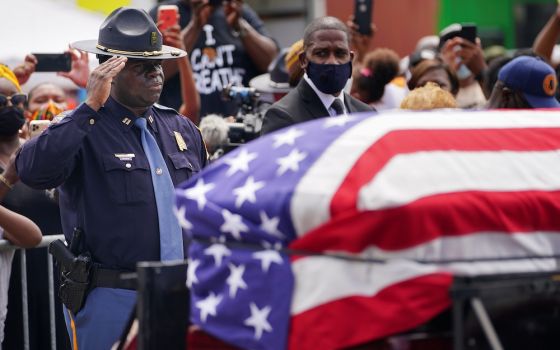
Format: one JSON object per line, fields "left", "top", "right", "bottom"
{"left": 438, "top": 23, "right": 488, "bottom": 108}
{"left": 148, "top": 0, "right": 278, "bottom": 118}
{"left": 154, "top": 6, "right": 201, "bottom": 124}
{"left": 0, "top": 64, "right": 67, "bottom": 350}
{"left": 10, "top": 48, "right": 90, "bottom": 141}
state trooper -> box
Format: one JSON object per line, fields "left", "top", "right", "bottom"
{"left": 16, "top": 7, "right": 207, "bottom": 349}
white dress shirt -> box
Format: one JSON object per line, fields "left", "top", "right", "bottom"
{"left": 303, "top": 73, "right": 347, "bottom": 116}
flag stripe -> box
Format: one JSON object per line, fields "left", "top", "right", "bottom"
{"left": 358, "top": 150, "right": 560, "bottom": 211}
{"left": 289, "top": 274, "right": 453, "bottom": 350}
{"left": 290, "top": 190, "right": 560, "bottom": 252}
{"left": 336, "top": 128, "right": 560, "bottom": 216}
{"left": 291, "top": 231, "right": 560, "bottom": 314}
{"left": 291, "top": 112, "right": 560, "bottom": 237}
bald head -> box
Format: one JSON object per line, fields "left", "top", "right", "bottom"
{"left": 303, "top": 16, "right": 349, "bottom": 49}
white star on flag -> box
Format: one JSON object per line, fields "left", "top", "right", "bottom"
{"left": 244, "top": 303, "right": 273, "bottom": 340}
{"left": 253, "top": 250, "right": 283, "bottom": 273}
{"left": 226, "top": 263, "right": 248, "bottom": 298}
{"left": 323, "top": 115, "right": 355, "bottom": 128}
{"left": 196, "top": 292, "right": 223, "bottom": 323}
{"left": 223, "top": 149, "right": 258, "bottom": 176}
{"left": 204, "top": 243, "right": 232, "bottom": 266}
{"left": 272, "top": 127, "right": 305, "bottom": 148}
{"left": 173, "top": 206, "right": 192, "bottom": 230}
{"left": 232, "top": 176, "right": 265, "bottom": 208}
{"left": 220, "top": 209, "right": 249, "bottom": 240}
{"left": 259, "top": 211, "right": 284, "bottom": 238}
{"left": 187, "top": 258, "right": 200, "bottom": 288}
{"left": 276, "top": 149, "right": 307, "bottom": 176}
{"left": 184, "top": 179, "right": 215, "bottom": 210}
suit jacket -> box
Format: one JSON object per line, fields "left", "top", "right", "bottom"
{"left": 261, "top": 79, "right": 374, "bottom": 135}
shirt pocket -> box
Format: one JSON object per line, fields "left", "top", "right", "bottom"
{"left": 103, "top": 154, "right": 151, "bottom": 204}
{"left": 168, "top": 151, "right": 201, "bottom": 185}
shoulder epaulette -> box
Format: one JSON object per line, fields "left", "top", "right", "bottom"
{"left": 153, "top": 103, "right": 178, "bottom": 113}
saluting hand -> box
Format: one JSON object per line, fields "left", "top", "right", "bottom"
{"left": 85, "top": 56, "right": 127, "bottom": 111}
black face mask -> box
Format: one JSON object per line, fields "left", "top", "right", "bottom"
{"left": 306, "top": 61, "right": 352, "bottom": 95}
{"left": 0, "top": 106, "right": 25, "bottom": 137}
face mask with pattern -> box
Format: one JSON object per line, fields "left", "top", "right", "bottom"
{"left": 29, "top": 101, "right": 64, "bottom": 121}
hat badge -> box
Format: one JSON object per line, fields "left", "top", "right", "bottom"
{"left": 543, "top": 74, "right": 557, "bottom": 97}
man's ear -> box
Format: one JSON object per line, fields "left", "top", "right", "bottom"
{"left": 299, "top": 51, "right": 308, "bottom": 71}
{"left": 350, "top": 50, "right": 355, "bottom": 63}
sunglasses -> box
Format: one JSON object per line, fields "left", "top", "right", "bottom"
{"left": 0, "top": 93, "right": 27, "bottom": 108}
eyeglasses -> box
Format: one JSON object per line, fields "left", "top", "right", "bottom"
{"left": 0, "top": 93, "right": 27, "bottom": 107}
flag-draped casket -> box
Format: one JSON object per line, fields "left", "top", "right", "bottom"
{"left": 175, "top": 110, "right": 560, "bottom": 350}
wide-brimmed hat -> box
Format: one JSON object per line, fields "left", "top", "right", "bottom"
{"left": 249, "top": 48, "right": 291, "bottom": 93}
{"left": 72, "top": 7, "right": 186, "bottom": 60}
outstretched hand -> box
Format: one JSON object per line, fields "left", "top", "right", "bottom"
{"left": 346, "top": 15, "right": 377, "bottom": 64}
{"left": 85, "top": 56, "right": 127, "bottom": 111}
{"left": 161, "top": 24, "right": 186, "bottom": 50}
{"left": 58, "top": 47, "right": 90, "bottom": 88}
{"left": 12, "top": 54, "right": 37, "bottom": 86}
{"left": 441, "top": 37, "right": 487, "bottom": 76}
{"left": 224, "top": 0, "right": 243, "bottom": 30}
{"left": 190, "top": 0, "right": 212, "bottom": 29}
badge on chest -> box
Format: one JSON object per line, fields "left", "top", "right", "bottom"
{"left": 114, "top": 153, "right": 135, "bottom": 161}
{"left": 174, "top": 131, "right": 188, "bottom": 151}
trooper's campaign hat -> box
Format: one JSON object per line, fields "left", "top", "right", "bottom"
{"left": 72, "top": 7, "right": 186, "bottom": 60}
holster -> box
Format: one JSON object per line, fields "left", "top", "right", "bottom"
{"left": 49, "top": 239, "right": 92, "bottom": 314}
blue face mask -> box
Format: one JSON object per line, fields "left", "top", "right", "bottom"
{"left": 306, "top": 61, "right": 352, "bottom": 95}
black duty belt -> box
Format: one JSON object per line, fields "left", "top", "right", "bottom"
{"left": 91, "top": 266, "right": 137, "bottom": 290}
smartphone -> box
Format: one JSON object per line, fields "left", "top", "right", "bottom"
{"left": 157, "top": 5, "right": 178, "bottom": 32}
{"left": 458, "top": 23, "right": 477, "bottom": 44}
{"left": 33, "top": 53, "right": 72, "bottom": 72}
{"left": 29, "top": 120, "right": 51, "bottom": 138}
{"left": 353, "top": 0, "right": 373, "bottom": 35}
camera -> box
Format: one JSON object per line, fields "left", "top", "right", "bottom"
{"left": 222, "top": 85, "right": 266, "bottom": 146}
{"left": 202, "top": 85, "right": 268, "bottom": 160}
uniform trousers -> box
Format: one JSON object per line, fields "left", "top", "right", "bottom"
{"left": 63, "top": 287, "right": 136, "bottom": 350}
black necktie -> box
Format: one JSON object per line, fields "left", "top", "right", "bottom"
{"left": 330, "top": 99, "right": 345, "bottom": 116}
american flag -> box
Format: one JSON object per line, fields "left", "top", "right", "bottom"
{"left": 175, "top": 110, "right": 560, "bottom": 350}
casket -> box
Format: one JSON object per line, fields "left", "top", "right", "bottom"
{"left": 175, "top": 110, "right": 560, "bottom": 350}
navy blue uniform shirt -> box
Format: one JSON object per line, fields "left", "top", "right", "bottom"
{"left": 16, "top": 97, "right": 207, "bottom": 270}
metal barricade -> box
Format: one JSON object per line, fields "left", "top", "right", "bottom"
{"left": 0, "top": 235, "right": 65, "bottom": 350}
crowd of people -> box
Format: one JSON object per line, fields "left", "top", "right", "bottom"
{"left": 2, "top": 0, "right": 560, "bottom": 349}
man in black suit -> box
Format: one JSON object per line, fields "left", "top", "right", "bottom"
{"left": 261, "top": 16, "right": 373, "bottom": 134}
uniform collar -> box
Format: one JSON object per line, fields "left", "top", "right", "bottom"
{"left": 104, "top": 97, "right": 159, "bottom": 134}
